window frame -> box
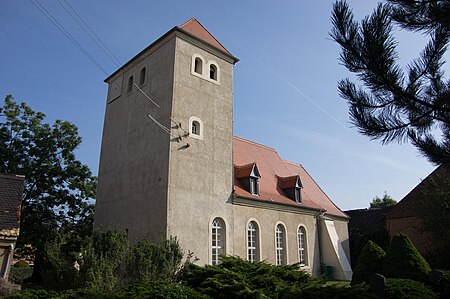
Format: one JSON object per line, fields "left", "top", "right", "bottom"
{"left": 139, "top": 67, "right": 146, "bottom": 86}
{"left": 211, "top": 217, "right": 226, "bottom": 265}
{"left": 127, "top": 76, "right": 134, "bottom": 93}
{"left": 247, "top": 221, "right": 260, "bottom": 263}
{"left": 188, "top": 116, "right": 204, "bottom": 140}
{"left": 275, "top": 224, "right": 287, "bottom": 265}
{"left": 297, "top": 226, "right": 307, "bottom": 265}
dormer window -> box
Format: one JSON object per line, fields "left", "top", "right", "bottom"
{"left": 295, "top": 186, "right": 302, "bottom": 204}
{"left": 235, "top": 163, "right": 261, "bottom": 196}
{"left": 278, "top": 175, "right": 303, "bottom": 203}
{"left": 250, "top": 176, "right": 259, "bottom": 195}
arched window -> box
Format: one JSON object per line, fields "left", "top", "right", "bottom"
{"left": 212, "top": 218, "right": 226, "bottom": 265}
{"left": 127, "top": 76, "right": 133, "bottom": 92}
{"left": 139, "top": 67, "right": 146, "bottom": 85}
{"left": 275, "top": 224, "right": 286, "bottom": 265}
{"left": 298, "top": 226, "right": 307, "bottom": 264}
{"left": 194, "top": 57, "right": 203, "bottom": 74}
{"left": 189, "top": 116, "right": 203, "bottom": 140}
{"left": 247, "top": 221, "right": 259, "bottom": 262}
{"left": 209, "top": 64, "right": 217, "bottom": 80}
{"left": 191, "top": 121, "right": 200, "bottom": 135}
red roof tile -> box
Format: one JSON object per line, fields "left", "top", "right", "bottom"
{"left": 0, "top": 174, "right": 24, "bottom": 235}
{"left": 233, "top": 137, "right": 348, "bottom": 218}
{"left": 179, "top": 18, "right": 232, "bottom": 56}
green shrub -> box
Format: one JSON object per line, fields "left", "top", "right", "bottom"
{"left": 432, "top": 270, "right": 450, "bottom": 299}
{"left": 115, "top": 283, "right": 208, "bottom": 299}
{"left": 284, "top": 284, "right": 376, "bottom": 299}
{"left": 8, "top": 267, "right": 33, "bottom": 284}
{"left": 40, "top": 240, "right": 82, "bottom": 289}
{"left": 125, "top": 236, "right": 183, "bottom": 284}
{"left": 5, "top": 283, "right": 207, "bottom": 299}
{"left": 383, "top": 233, "right": 431, "bottom": 281}
{"left": 79, "top": 229, "right": 129, "bottom": 291}
{"left": 351, "top": 240, "right": 385, "bottom": 285}
{"left": 384, "top": 278, "right": 438, "bottom": 299}
{"left": 180, "top": 255, "right": 320, "bottom": 299}
{"left": 13, "top": 261, "right": 30, "bottom": 268}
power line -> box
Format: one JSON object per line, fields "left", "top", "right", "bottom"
{"left": 30, "top": 0, "right": 109, "bottom": 76}
{"left": 57, "top": 0, "right": 122, "bottom": 67}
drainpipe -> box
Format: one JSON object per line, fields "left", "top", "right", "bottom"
{"left": 315, "top": 209, "right": 325, "bottom": 274}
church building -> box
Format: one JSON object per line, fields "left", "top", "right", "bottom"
{"left": 95, "top": 18, "right": 352, "bottom": 280}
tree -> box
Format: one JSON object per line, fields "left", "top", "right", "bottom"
{"left": 331, "top": 0, "right": 450, "bottom": 165}
{"left": 370, "top": 192, "right": 397, "bottom": 208}
{"left": 0, "top": 95, "right": 97, "bottom": 281}
{"left": 383, "top": 233, "right": 431, "bottom": 282}
{"left": 351, "top": 240, "right": 386, "bottom": 286}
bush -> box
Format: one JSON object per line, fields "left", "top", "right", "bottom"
{"left": 13, "top": 261, "right": 30, "bottom": 268}
{"left": 180, "top": 255, "right": 320, "bottom": 299}
{"left": 351, "top": 240, "right": 385, "bottom": 285}
{"left": 384, "top": 278, "right": 438, "bottom": 299}
{"left": 125, "top": 236, "right": 183, "bottom": 284}
{"left": 431, "top": 270, "right": 450, "bottom": 299}
{"left": 79, "top": 230, "right": 129, "bottom": 291}
{"left": 383, "top": 233, "right": 431, "bottom": 281}
{"left": 285, "top": 284, "right": 376, "bottom": 299}
{"left": 5, "top": 282, "right": 207, "bottom": 299}
{"left": 8, "top": 267, "right": 33, "bottom": 284}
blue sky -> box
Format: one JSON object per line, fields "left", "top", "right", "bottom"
{"left": 1, "top": 0, "right": 442, "bottom": 210}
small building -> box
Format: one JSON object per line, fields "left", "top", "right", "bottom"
{"left": 95, "top": 18, "right": 352, "bottom": 280}
{"left": 0, "top": 174, "right": 24, "bottom": 279}
{"left": 386, "top": 164, "right": 449, "bottom": 256}
{"left": 345, "top": 206, "right": 392, "bottom": 267}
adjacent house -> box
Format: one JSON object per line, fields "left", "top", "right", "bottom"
{"left": 0, "top": 174, "right": 24, "bottom": 279}
{"left": 386, "top": 164, "right": 449, "bottom": 256}
{"left": 95, "top": 18, "right": 352, "bottom": 280}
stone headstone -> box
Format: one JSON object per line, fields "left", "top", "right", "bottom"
{"left": 429, "top": 269, "right": 444, "bottom": 285}
{"left": 369, "top": 273, "right": 386, "bottom": 298}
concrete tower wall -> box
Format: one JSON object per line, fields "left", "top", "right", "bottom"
{"left": 165, "top": 37, "right": 235, "bottom": 264}
{"left": 95, "top": 36, "right": 177, "bottom": 243}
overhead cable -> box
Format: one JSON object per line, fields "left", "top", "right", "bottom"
{"left": 30, "top": 0, "right": 109, "bottom": 76}
{"left": 57, "top": 0, "right": 122, "bottom": 67}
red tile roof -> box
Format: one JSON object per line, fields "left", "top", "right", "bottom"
{"left": 233, "top": 137, "right": 348, "bottom": 218}
{"left": 0, "top": 174, "right": 24, "bottom": 236}
{"left": 178, "top": 18, "right": 232, "bottom": 56}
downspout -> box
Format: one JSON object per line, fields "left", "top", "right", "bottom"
{"left": 315, "top": 209, "right": 325, "bottom": 274}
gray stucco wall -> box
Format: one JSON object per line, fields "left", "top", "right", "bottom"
{"left": 95, "top": 36, "right": 176, "bottom": 243}
{"left": 166, "top": 37, "right": 235, "bottom": 264}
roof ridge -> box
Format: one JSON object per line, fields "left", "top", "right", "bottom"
{"left": 233, "top": 136, "right": 276, "bottom": 152}
{"left": 178, "top": 17, "right": 232, "bottom": 55}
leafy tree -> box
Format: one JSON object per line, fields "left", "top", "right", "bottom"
{"left": 370, "top": 192, "right": 397, "bottom": 208}
{"left": 0, "top": 95, "right": 97, "bottom": 281}
{"left": 352, "top": 240, "right": 386, "bottom": 286}
{"left": 383, "top": 233, "right": 431, "bottom": 282}
{"left": 416, "top": 166, "right": 450, "bottom": 268}
{"left": 331, "top": 0, "right": 450, "bottom": 165}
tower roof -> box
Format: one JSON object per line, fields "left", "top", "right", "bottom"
{"left": 178, "top": 18, "right": 232, "bottom": 56}
{"left": 105, "top": 18, "right": 238, "bottom": 82}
